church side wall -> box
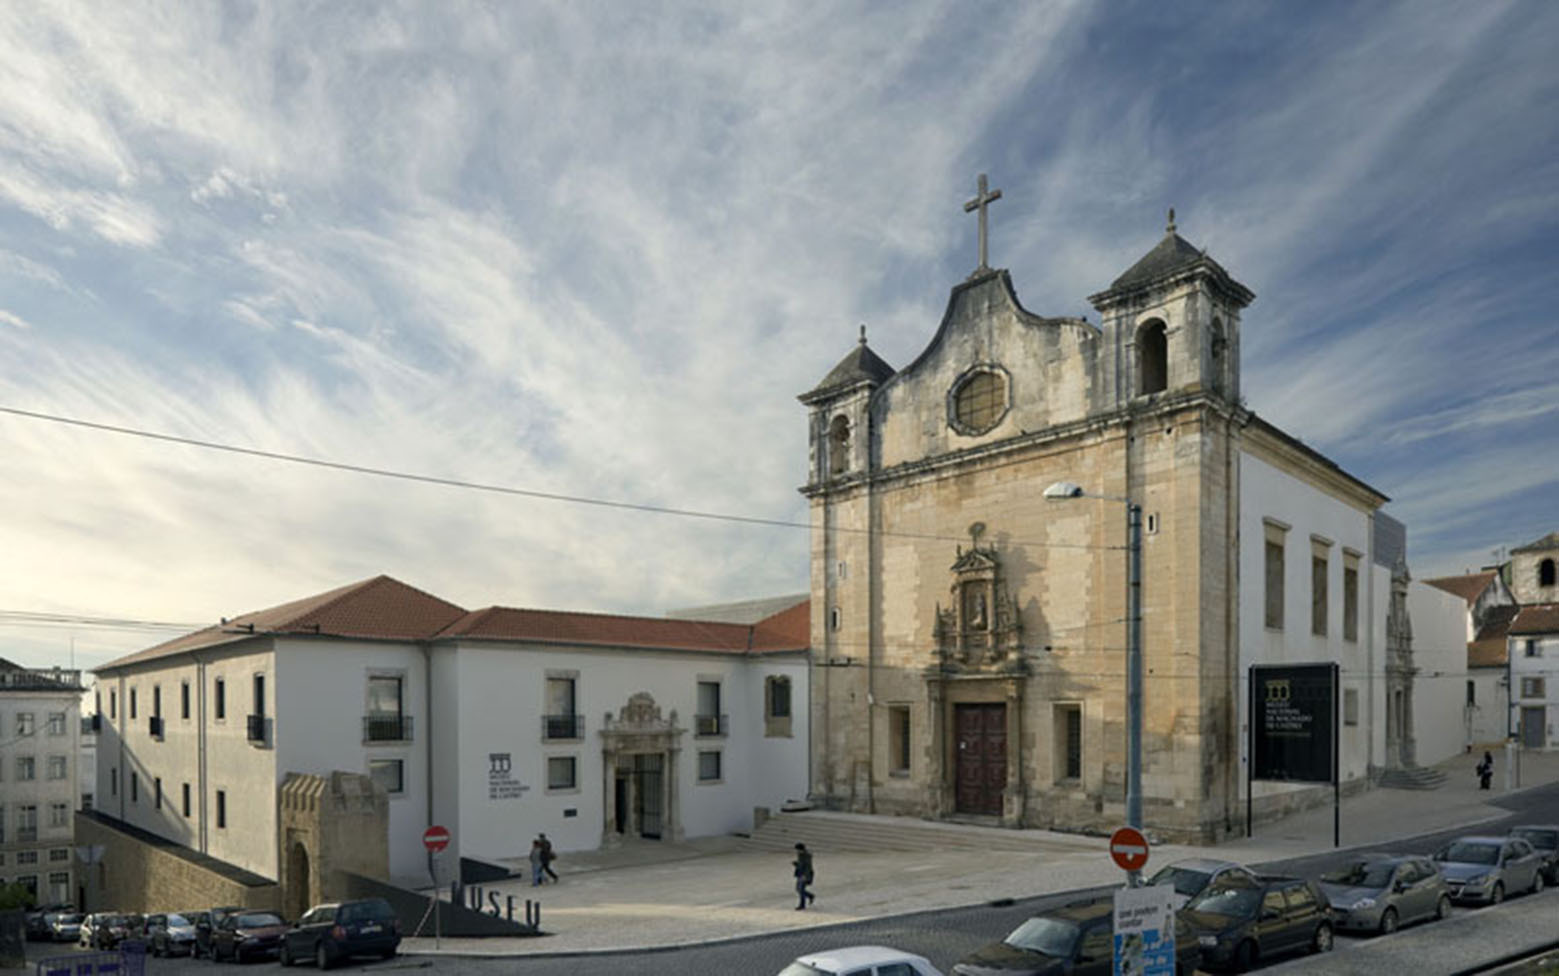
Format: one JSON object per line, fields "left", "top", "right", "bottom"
{"left": 1409, "top": 581, "right": 1472, "bottom": 766}
{"left": 1239, "top": 451, "right": 1376, "bottom": 800}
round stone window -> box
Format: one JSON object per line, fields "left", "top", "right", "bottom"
{"left": 949, "top": 367, "right": 1009, "bottom": 435}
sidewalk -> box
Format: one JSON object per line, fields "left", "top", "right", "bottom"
{"left": 402, "top": 748, "right": 1559, "bottom": 958}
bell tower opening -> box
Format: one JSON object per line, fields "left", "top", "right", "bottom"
{"left": 1137, "top": 320, "right": 1168, "bottom": 396}
{"left": 828, "top": 415, "right": 851, "bottom": 476}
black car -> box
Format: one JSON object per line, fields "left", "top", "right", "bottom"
{"left": 279, "top": 898, "right": 401, "bottom": 969}
{"left": 192, "top": 906, "right": 242, "bottom": 959}
{"left": 208, "top": 911, "right": 290, "bottom": 963}
{"left": 951, "top": 897, "right": 1202, "bottom": 976}
{"left": 1509, "top": 825, "right": 1559, "bottom": 884}
{"left": 1182, "top": 875, "right": 1333, "bottom": 972}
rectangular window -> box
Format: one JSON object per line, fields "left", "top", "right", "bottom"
{"left": 48, "top": 872, "right": 69, "bottom": 903}
{"left": 1521, "top": 677, "right": 1546, "bottom": 699}
{"left": 1311, "top": 554, "right": 1328, "bottom": 637}
{"left": 46, "top": 712, "right": 66, "bottom": 736}
{"left": 16, "top": 712, "right": 34, "bottom": 736}
{"left": 368, "top": 674, "right": 404, "bottom": 716}
{"left": 182, "top": 783, "right": 191, "bottom": 817}
{"left": 47, "top": 756, "right": 67, "bottom": 780}
{"left": 18, "top": 804, "right": 37, "bottom": 833}
{"left": 82, "top": 793, "right": 93, "bottom": 812}
{"left": 17, "top": 876, "right": 37, "bottom": 899}
{"left": 16, "top": 757, "right": 35, "bottom": 781}
{"left": 1054, "top": 703, "right": 1083, "bottom": 782}
{"left": 888, "top": 706, "right": 911, "bottom": 774}
{"left": 1343, "top": 560, "right": 1359, "bottom": 642}
{"left": 696, "top": 680, "right": 724, "bottom": 736}
{"left": 216, "top": 790, "right": 227, "bottom": 828}
{"left": 253, "top": 673, "right": 266, "bottom": 718}
{"left": 181, "top": 681, "right": 191, "bottom": 720}
{"left": 49, "top": 849, "right": 69, "bottom": 862}
{"left": 545, "top": 677, "right": 575, "bottom": 716}
{"left": 542, "top": 676, "right": 580, "bottom": 740}
{"left": 1264, "top": 539, "right": 1285, "bottom": 629}
{"left": 130, "top": 687, "right": 137, "bottom": 719}
{"left": 110, "top": 690, "right": 117, "bottom": 719}
{"left": 153, "top": 684, "right": 162, "bottom": 719}
{"left": 1527, "top": 640, "right": 1541, "bottom": 658}
{"left": 1344, "top": 688, "right": 1359, "bottom": 726}
{"left": 697, "top": 750, "right": 722, "bottom": 783}
{"left": 130, "top": 771, "right": 138, "bottom": 803}
{"left": 546, "top": 756, "right": 577, "bottom": 791}
{"left": 368, "top": 759, "right": 404, "bottom": 795}
{"left": 17, "top": 851, "right": 37, "bottom": 865}
{"left": 1467, "top": 680, "right": 1476, "bottom": 706}
{"left": 768, "top": 677, "right": 791, "bottom": 719}
{"left": 49, "top": 803, "right": 68, "bottom": 828}
{"left": 214, "top": 678, "right": 226, "bottom": 720}
{"left": 155, "top": 777, "right": 163, "bottom": 810}
{"left": 110, "top": 767, "right": 118, "bottom": 796}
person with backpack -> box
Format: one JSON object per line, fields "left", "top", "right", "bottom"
{"left": 538, "top": 832, "right": 559, "bottom": 883}
{"left": 792, "top": 842, "right": 816, "bottom": 909}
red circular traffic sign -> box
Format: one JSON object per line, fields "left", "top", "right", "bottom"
{"left": 1109, "top": 826, "right": 1149, "bottom": 872}
{"left": 423, "top": 825, "right": 451, "bottom": 853}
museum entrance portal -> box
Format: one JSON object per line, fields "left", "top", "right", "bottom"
{"left": 954, "top": 702, "right": 1006, "bottom": 815}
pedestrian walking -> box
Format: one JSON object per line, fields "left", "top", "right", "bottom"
{"left": 538, "top": 832, "right": 559, "bottom": 883}
{"left": 529, "top": 838, "right": 547, "bottom": 886}
{"left": 792, "top": 842, "right": 816, "bottom": 910}
{"left": 1477, "top": 750, "right": 1494, "bottom": 790}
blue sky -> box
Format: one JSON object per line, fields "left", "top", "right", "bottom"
{"left": 1, "top": 1, "right": 1554, "bottom": 671}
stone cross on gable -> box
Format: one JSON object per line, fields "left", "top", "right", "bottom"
{"left": 963, "top": 172, "right": 1003, "bottom": 272}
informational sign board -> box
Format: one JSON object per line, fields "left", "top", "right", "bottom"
{"left": 488, "top": 752, "right": 531, "bottom": 800}
{"left": 1249, "top": 663, "right": 1336, "bottom": 783}
{"left": 1112, "top": 883, "right": 1175, "bottom": 976}
{"left": 1109, "top": 827, "right": 1150, "bottom": 873}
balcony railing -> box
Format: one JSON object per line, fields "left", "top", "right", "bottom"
{"left": 16, "top": 828, "right": 37, "bottom": 843}
{"left": 246, "top": 713, "right": 268, "bottom": 744}
{"left": 363, "top": 714, "right": 414, "bottom": 743}
{"left": 83, "top": 714, "right": 100, "bottom": 734}
{"left": 148, "top": 716, "right": 164, "bottom": 739}
{"left": 694, "top": 713, "right": 729, "bottom": 737}
{"left": 541, "top": 714, "right": 585, "bottom": 741}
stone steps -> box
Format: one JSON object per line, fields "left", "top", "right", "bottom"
{"left": 1379, "top": 765, "right": 1449, "bottom": 791}
{"left": 741, "top": 810, "right": 1101, "bottom": 855}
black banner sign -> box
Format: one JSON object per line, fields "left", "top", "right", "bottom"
{"left": 1250, "top": 663, "right": 1337, "bottom": 784}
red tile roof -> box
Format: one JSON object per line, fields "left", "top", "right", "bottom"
{"left": 1510, "top": 604, "right": 1559, "bottom": 636}
{"left": 1468, "top": 638, "right": 1508, "bottom": 669}
{"left": 1425, "top": 571, "right": 1498, "bottom": 606}
{"left": 98, "top": 579, "right": 808, "bottom": 671}
{"left": 98, "top": 576, "right": 467, "bottom": 671}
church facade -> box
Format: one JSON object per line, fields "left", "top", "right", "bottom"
{"left": 800, "top": 196, "right": 1459, "bottom": 842}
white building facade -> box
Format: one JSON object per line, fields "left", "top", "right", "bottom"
{"left": 0, "top": 661, "right": 83, "bottom": 907}
{"left": 91, "top": 577, "right": 809, "bottom": 887}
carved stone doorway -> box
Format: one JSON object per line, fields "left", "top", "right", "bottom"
{"left": 600, "top": 693, "right": 685, "bottom": 846}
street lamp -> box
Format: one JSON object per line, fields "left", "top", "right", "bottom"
{"left": 1044, "top": 481, "right": 1144, "bottom": 847}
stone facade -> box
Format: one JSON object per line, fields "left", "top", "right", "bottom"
{"left": 277, "top": 772, "right": 390, "bottom": 920}
{"left": 801, "top": 220, "right": 1258, "bottom": 842}
{"left": 75, "top": 810, "right": 279, "bottom": 914}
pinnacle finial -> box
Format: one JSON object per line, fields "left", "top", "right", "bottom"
{"left": 858, "top": 323, "right": 868, "bottom": 346}
{"left": 1166, "top": 207, "right": 1177, "bottom": 234}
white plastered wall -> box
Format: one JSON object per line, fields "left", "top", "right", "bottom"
{"left": 1407, "top": 580, "right": 1473, "bottom": 766}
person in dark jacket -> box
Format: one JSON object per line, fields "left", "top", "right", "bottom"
{"left": 538, "top": 832, "right": 559, "bottom": 882}
{"left": 1477, "top": 751, "right": 1494, "bottom": 790}
{"left": 792, "top": 843, "right": 816, "bottom": 909}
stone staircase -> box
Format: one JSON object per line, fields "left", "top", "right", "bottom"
{"left": 1378, "top": 764, "right": 1449, "bottom": 790}
{"left": 741, "top": 809, "right": 1102, "bottom": 855}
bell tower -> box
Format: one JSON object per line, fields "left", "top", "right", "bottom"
{"left": 1088, "top": 210, "right": 1254, "bottom": 409}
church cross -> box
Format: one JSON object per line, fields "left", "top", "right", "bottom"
{"left": 963, "top": 173, "right": 1003, "bottom": 272}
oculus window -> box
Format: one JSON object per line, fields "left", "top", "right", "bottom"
{"left": 949, "top": 367, "right": 1009, "bottom": 435}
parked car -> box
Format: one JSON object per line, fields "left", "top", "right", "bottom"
{"left": 79, "top": 913, "right": 132, "bottom": 950}
{"left": 1508, "top": 825, "right": 1559, "bottom": 884}
{"left": 192, "top": 906, "right": 243, "bottom": 959}
{"left": 147, "top": 912, "right": 199, "bottom": 957}
{"left": 780, "top": 945, "right": 946, "bottom": 976}
{"left": 1146, "top": 858, "right": 1258, "bottom": 909}
{"left": 1433, "top": 836, "right": 1545, "bottom": 905}
{"left": 1182, "top": 874, "right": 1333, "bottom": 972}
{"left": 951, "top": 898, "right": 1201, "bottom": 976}
{"left": 47, "top": 913, "right": 84, "bottom": 943}
{"left": 1316, "top": 853, "right": 1450, "bottom": 934}
{"left": 208, "top": 910, "right": 290, "bottom": 963}
{"left": 279, "top": 898, "right": 401, "bottom": 969}
{"left": 25, "top": 911, "right": 55, "bottom": 942}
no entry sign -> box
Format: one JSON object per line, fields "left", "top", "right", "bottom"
{"left": 423, "top": 825, "right": 451, "bottom": 853}
{"left": 1110, "top": 826, "right": 1150, "bottom": 872}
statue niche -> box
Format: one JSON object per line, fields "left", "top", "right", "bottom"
{"left": 933, "top": 522, "right": 1024, "bottom": 673}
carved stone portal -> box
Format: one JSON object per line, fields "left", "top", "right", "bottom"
{"left": 933, "top": 522, "right": 1026, "bottom": 674}
{"left": 600, "top": 693, "right": 685, "bottom": 846}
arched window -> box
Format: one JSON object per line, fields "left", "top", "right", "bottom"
{"left": 1541, "top": 557, "right": 1556, "bottom": 588}
{"left": 1137, "top": 320, "right": 1168, "bottom": 396}
{"left": 828, "top": 415, "right": 850, "bottom": 476}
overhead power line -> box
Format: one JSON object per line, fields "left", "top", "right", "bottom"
{"left": 0, "top": 405, "right": 1119, "bottom": 552}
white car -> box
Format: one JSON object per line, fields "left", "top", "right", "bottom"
{"left": 778, "top": 945, "right": 945, "bottom": 976}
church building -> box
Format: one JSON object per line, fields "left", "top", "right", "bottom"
{"left": 800, "top": 183, "right": 1462, "bottom": 842}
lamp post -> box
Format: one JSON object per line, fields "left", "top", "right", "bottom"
{"left": 1044, "top": 481, "right": 1144, "bottom": 850}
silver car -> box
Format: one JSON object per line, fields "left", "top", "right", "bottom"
{"left": 1145, "top": 857, "right": 1258, "bottom": 909}
{"left": 1317, "top": 854, "right": 1450, "bottom": 934}
{"left": 1433, "top": 835, "right": 1546, "bottom": 905}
